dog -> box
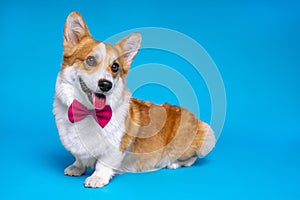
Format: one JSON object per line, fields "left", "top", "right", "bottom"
{"left": 53, "top": 12, "right": 216, "bottom": 188}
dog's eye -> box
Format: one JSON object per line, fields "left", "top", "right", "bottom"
{"left": 86, "top": 56, "right": 97, "bottom": 67}
{"left": 111, "top": 62, "right": 119, "bottom": 72}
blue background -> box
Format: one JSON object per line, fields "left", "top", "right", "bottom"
{"left": 1, "top": 0, "right": 299, "bottom": 199}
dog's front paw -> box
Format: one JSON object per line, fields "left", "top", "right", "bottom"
{"left": 64, "top": 164, "right": 85, "bottom": 176}
{"left": 84, "top": 176, "right": 110, "bottom": 188}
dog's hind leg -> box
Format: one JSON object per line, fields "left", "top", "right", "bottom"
{"left": 167, "top": 156, "right": 198, "bottom": 169}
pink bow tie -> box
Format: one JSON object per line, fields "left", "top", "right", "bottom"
{"left": 68, "top": 100, "right": 112, "bottom": 128}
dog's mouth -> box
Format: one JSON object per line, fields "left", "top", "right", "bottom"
{"left": 79, "top": 77, "right": 106, "bottom": 110}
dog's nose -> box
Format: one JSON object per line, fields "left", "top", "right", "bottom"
{"left": 98, "top": 79, "right": 112, "bottom": 92}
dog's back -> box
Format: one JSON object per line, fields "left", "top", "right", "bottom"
{"left": 119, "top": 98, "right": 216, "bottom": 171}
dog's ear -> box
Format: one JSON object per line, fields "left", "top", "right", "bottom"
{"left": 115, "top": 33, "right": 142, "bottom": 74}
{"left": 63, "top": 12, "right": 91, "bottom": 50}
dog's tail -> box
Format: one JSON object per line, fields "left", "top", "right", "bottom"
{"left": 197, "top": 123, "right": 216, "bottom": 158}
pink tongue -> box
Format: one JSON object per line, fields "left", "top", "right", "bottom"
{"left": 92, "top": 93, "right": 106, "bottom": 110}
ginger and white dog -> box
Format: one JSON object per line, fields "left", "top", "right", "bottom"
{"left": 53, "top": 12, "right": 216, "bottom": 188}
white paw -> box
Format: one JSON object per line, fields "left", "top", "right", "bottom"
{"left": 84, "top": 176, "right": 110, "bottom": 188}
{"left": 167, "top": 162, "right": 181, "bottom": 169}
{"left": 64, "top": 165, "right": 85, "bottom": 176}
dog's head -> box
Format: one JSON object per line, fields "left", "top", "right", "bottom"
{"left": 61, "top": 12, "right": 141, "bottom": 109}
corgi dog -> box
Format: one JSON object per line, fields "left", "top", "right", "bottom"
{"left": 53, "top": 12, "right": 216, "bottom": 188}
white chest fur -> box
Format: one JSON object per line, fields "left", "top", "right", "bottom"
{"left": 53, "top": 69, "right": 130, "bottom": 170}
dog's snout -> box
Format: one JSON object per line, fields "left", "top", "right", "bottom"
{"left": 98, "top": 79, "right": 112, "bottom": 92}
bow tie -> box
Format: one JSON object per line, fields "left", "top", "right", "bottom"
{"left": 68, "top": 100, "right": 112, "bottom": 128}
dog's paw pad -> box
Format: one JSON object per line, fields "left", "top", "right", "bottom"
{"left": 64, "top": 165, "right": 85, "bottom": 176}
{"left": 84, "top": 176, "right": 109, "bottom": 188}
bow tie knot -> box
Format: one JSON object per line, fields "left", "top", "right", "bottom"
{"left": 68, "top": 100, "right": 112, "bottom": 128}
